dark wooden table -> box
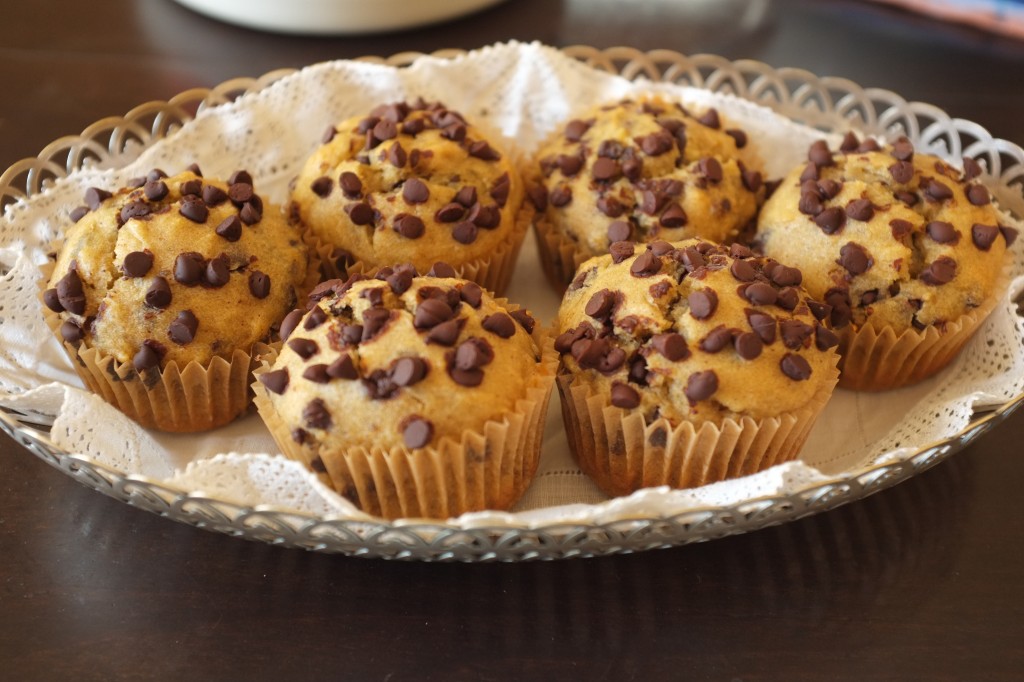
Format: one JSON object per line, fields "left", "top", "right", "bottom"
{"left": 3, "top": 1, "right": 1023, "bottom": 679}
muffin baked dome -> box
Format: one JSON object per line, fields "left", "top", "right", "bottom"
{"left": 289, "top": 99, "right": 526, "bottom": 293}
{"left": 755, "top": 134, "right": 1016, "bottom": 389}
{"left": 42, "top": 167, "right": 310, "bottom": 431}
{"left": 555, "top": 238, "right": 839, "bottom": 496}
{"left": 530, "top": 95, "right": 766, "bottom": 289}
{"left": 253, "top": 264, "right": 555, "bottom": 519}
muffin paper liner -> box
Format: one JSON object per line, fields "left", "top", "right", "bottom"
{"left": 253, "top": 335, "right": 558, "bottom": 521}
{"left": 532, "top": 214, "right": 592, "bottom": 294}
{"left": 837, "top": 262, "right": 1012, "bottom": 391}
{"left": 556, "top": 363, "right": 839, "bottom": 498}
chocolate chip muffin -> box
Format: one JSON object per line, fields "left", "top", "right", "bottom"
{"left": 252, "top": 263, "right": 556, "bottom": 520}
{"left": 289, "top": 99, "right": 527, "bottom": 295}
{"left": 756, "top": 133, "right": 1017, "bottom": 390}
{"left": 529, "top": 95, "right": 766, "bottom": 291}
{"left": 555, "top": 238, "right": 839, "bottom": 497}
{"left": 42, "top": 166, "right": 311, "bottom": 432}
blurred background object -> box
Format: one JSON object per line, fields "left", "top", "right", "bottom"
{"left": 869, "top": 0, "right": 1024, "bottom": 39}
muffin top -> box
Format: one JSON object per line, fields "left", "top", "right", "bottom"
{"left": 289, "top": 99, "right": 523, "bottom": 273}
{"left": 756, "top": 134, "right": 1017, "bottom": 333}
{"left": 529, "top": 95, "right": 765, "bottom": 260}
{"left": 257, "top": 264, "right": 541, "bottom": 453}
{"left": 556, "top": 239, "right": 839, "bottom": 424}
{"left": 44, "top": 167, "right": 309, "bottom": 369}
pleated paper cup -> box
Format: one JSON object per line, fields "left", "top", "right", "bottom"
{"left": 532, "top": 213, "right": 593, "bottom": 294}
{"left": 253, "top": 338, "right": 558, "bottom": 521}
{"left": 301, "top": 205, "right": 531, "bottom": 298}
{"left": 837, "top": 263, "right": 1012, "bottom": 391}
{"left": 556, "top": 364, "right": 839, "bottom": 498}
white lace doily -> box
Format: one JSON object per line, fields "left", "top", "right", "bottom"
{"left": 2, "top": 42, "right": 1022, "bottom": 528}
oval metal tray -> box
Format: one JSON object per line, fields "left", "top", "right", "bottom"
{"left": 2, "top": 45, "right": 1023, "bottom": 561}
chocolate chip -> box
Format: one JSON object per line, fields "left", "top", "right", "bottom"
{"left": 383, "top": 264, "right": 415, "bottom": 296}
{"left": 143, "top": 180, "right": 168, "bottom": 202}
{"left": 171, "top": 252, "right": 202, "bottom": 286}
{"left": 549, "top": 186, "right": 572, "bottom": 207}
{"left": 889, "top": 161, "right": 914, "bottom": 184}
{"left": 962, "top": 156, "right": 983, "bottom": 181}
{"left": 697, "top": 109, "right": 720, "bottom": 129}
{"left": 120, "top": 200, "right": 151, "bottom": 223}
{"left": 890, "top": 219, "right": 914, "bottom": 240}
{"left": 838, "top": 242, "right": 872, "bottom": 275}
{"left": 215, "top": 215, "right": 242, "bottom": 242}
{"left": 303, "top": 398, "right": 333, "bottom": 430}
{"left": 808, "top": 140, "right": 834, "bottom": 167}
{"left": 839, "top": 132, "right": 860, "bottom": 153}
{"left": 482, "top": 312, "right": 516, "bottom": 338}
{"left": 610, "top": 241, "right": 635, "bottom": 264}
{"left": 971, "top": 223, "right": 1000, "bottom": 251}
{"left": 698, "top": 157, "right": 723, "bottom": 183}
{"left": 70, "top": 206, "right": 89, "bottom": 222}
{"left": 147, "top": 169, "right": 168, "bottom": 182}
{"left": 278, "top": 309, "right": 304, "bottom": 342}
{"left": 205, "top": 255, "right": 230, "bottom": 288}
{"left": 401, "top": 416, "right": 433, "bottom": 449}
{"left": 891, "top": 137, "right": 914, "bottom": 161}
{"left": 815, "top": 325, "right": 840, "bottom": 351}
{"left": 387, "top": 142, "right": 408, "bottom": 168}
{"left": 144, "top": 276, "right": 172, "bottom": 309}
{"left": 426, "top": 318, "right": 464, "bottom": 346}
{"left": 526, "top": 185, "right": 548, "bottom": 212}
{"left": 926, "top": 221, "right": 959, "bottom": 244}
{"left": 630, "top": 250, "right": 662, "bottom": 278}
{"left": 239, "top": 201, "right": 262, "bottom": 225}
{"left": 428, "top": 262, "right": 457, "bottom": 278}
{"left": 346, "top": 202, "right": 375, "bottom": 226}
{"left": 180, "top": 179, "right": 202, "bottom": 197}
{"left": 299, "top": 364, "right": 330, "bottom": 383}
{"left": 327, "top": 354, "right": 358, "bottom": 380}
{"left": 391, "top": 356, "right": 428, "bottom": 387}
{"left": 401, "top": 178, "right": 429, "bottom": 204}
{"left": 748, "top": 312, "right": 777, "bottom": 344}
{"left": 311, "top": 176, "right": 333, "bottom": 198}
{"left": 699, "top": 326, "right": 733, "bottom": 353}
{"left": 845, "top": 199, "right": 874, "bottom": 222}
{"left": 798, "top": 191, "right": 823, "bottom": 216}
{"left": 455, "top": 337, "right": 494, "bottom": 370}
{"left": 920, "top": 256, "right": 957, "bottom": 285}
{"left": 84, "top": 187, "right": 112, "bottom": 210}
{"left": 361, "top": 308, "right": 391, "bottom": 342}
{"left": 638, "top": 130, "right": 674, "bottom": 156}
{"left": 335, "top": 173, "right": 361, "bottom": 199}
{"left": 592, "top": 157, "right": 622, "bottom": 183}
{"left": 742, "top": 282, "right": 778, "bottom": 306}
{"left": 675, "top": 246, "right": 705, "bottom": 272}
{"left": 132, "top": 340, "right": 164, "bottom": 371}
{"left": 198, "top": 186, "right": 226, "bottom": 209}
{"left": 179, "top": 197, "right": 209, "bottom": 223}
{"left": 607, "top": 221, "right": 632, "bottom": 243}
{"left": 468, "top": 140, "right": 501, "bottom": 161}
{"left": 770, "top": 265, "right": 802, "bottom": 287}
{"left": 597, "top": 195, "right": 625, "bottom": 218}
{"left": 168, "top": 310, "right": 198, "bottom": 345}
{"left": 436, "top": 202, "right": 465, "bottom": 222}
{"left": 610, "top": 382, "right": 641, "bottom": 409}
{"left": 688, "top": 288, "right": 718, "bottom": 320}
{"left": 725, "top": 128, "right": 748, "bottom": 148}
{"left": 651, "top": 333, "right": 689, "bottom": 361}
{"left": 923, "top": 178, "right": 953, "bottom": 202}
{"left": 303, "top": 306, "right": 328, "bottom": 331}
{"left": 825, "top": 288, "right": 853, "bottom": 328}
{"left": 780, "top": 319, "right": 814, "bottom": 350}
{"left": 470, "top": 204, "right": 501, "bottom": 229}
{"left": 800, "top": 163, "right": 819, "bottom": 182}
{"left": 966, "top": 184, "right": 990, "bottom": 206}
{"left": 564, "top": 119, "right": 591, "bottom": 142}
{"left": 660, "top": 203, "right": 687, "bottom": 228}
{"left": 258, "top": 368, "right": 290, "bottom": 394}
{"left": 742, "top": 169, "right": 763, "bottom": 193}
{"left": 807, "top": 300, "right": 831, "bottom": 322}
{"left": 734, "top": 332, "right": 763, "bottom": 360}
{"left": 1000, "top": 225, "right": 1019, "bottom": 246}
{"left": 894, "top": 190, "right": 919, "bottom": 207}
{"left": 228, "top": 170, "right": 253, "bottom": 186}
{"left": 249, "top": 271, "right": 270, "bottom": 299}
{"left": 394, "top": 214, "right": 425, "bottom": 239}
{"left": 339, "top": 324, "right": 363, "bottom": 346}
{"left": 729, "top": 259, "right": 757, "bottom": 282}
{"left": 510, "top": 309, "right": 536, "bottom": 335}
{"left": 58, "top": 319, "right": 82, "bottom": 344}
{"left": 123, "top": 250, "right": 153, "bottom": 277}
{"left": 288, "top": 338, "right": 319, "bottom": 359}
{"left": 685, "top": 370, "right": 718, "bottom": 402}
{"left": 780, "top": 353, "right": 812, "bottom": 381}
{"left": 414, "top": 298, "right": 454, "bottom": 329}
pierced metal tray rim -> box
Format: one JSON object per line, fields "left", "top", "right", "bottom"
{"left": 2, "top": 43, "right": 1023, "bottom": 561}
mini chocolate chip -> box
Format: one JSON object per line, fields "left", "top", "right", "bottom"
{"left": 133, "top": 340, "right": 163, "bottom": 371}
{"left": 302, "top": 364, "right": 330, "bottom": 383}
{"left": 638, "top": 130, "right": 674, "bottom": 156}
{"left": 239, "top": 202, "right": 262, "bottom": 225}
{"left": 651, "top": 333, "right": 689, "bottom": 361}
{"left": 771, "top": 265, "right": 802, "bottom": 287}
{"left": 391, "top": 356, "right": 428, "bottom": 387}
{"left": 610, "top": 241, "right": 635, "bottom": 264}
{"left": 734, "top": 332, "right": 763, "bottom": 360}
{"left": 202, "top": 185, "right": 228, "bottom": 206}
{"left": 583, "top": 289, "right": 615, "bottom": 321}
{"left": 780, "top": 353, "right": 812, "bottom": 381}
{"left": 482, "top": 312, "right": 516, "bottom": 338}
{"left": 172, "top": 252, "right": 203, "bottom": 286}
{"left": 526, "top": 185, "right": 548, "bottom": 211}
{"left": 776, "top": 287, "right": 799, "bottom": 312}
{"left": 215, "top": 215, "right": 242, "bottom": 242}
{"left": 402, "top": 178, "right": 429, "bottom": 204}
{"left": 549, "top": 186, "right": 572, "bottom": 207}
{"left": 825, "top": 288, "right": 853, "bottom": 328}
{"left": 361, "top": 308, "right": 391, "bottom": 342}
{"left": 808, "top": 140, "right": 834, "bottom": 167}
{"left": 800, "top": 163, "right": 819, "bottom": 182}
{"left": 817, "top": 179, "right": 843, "bottom": 199}
{"left": 698, "top": 157, "right": 723, "bottom": 183}
{"left": 414, "top": 298, "right": 454, "bottom": 329}
{"left": 179, "top": 197, "right": 209, "bottom": 223}
{"left": 428, "top": 262, "right": 458, "bottom": 278}
{"left": 660, "top": 203, "right": 688, "bottom": 227}
{"left": 468, "top": 140, "right": 501, "bottom": 161}
{"left": 889, "top": 161, "right": 915, "bottom": 184}
{"left": 259, "top": 368, "right": 289, "bottom": 394}
{"left": 685, "top": 370, "right": 718, "bottom": 402}
{"left": 564, "top": 118, "right": 591, "bottom": 141}
{"left": 228, "top": 169, "right": 253, "bottom": 186}
{"left": 725, "top": 128, "right": 748, "bottom": 148}
{"left": 742, "top": 169, "right": 763, "bottom": 193}
{"left": 120, "top": 200, "right": 151, "bottom": 223}
{"left": 780, "top": 319, "right": 814, "bottom": 350}
{"left": 402, "top": 416, "right": 433, "bottom": 449}
{"left": 597, "top": 195, "right": 625, "bottom": 218}
{"left": 340, "top": 324, "right": 363, "bottom": 346}
{"left": 630, "top": 250, "right": 662, "bottom": 278}
{"left": 43, "top": 287, "right": 66, "bottom": 313}
{"left": 607, "top": 221, "right": 632, "bottom": 243}
{"left": 436, "top": 202, "right": 465, "bottom": 222}
{"left": 592, "top": 157, "right": 622, "bottom": 182}
{"left": 798, "top": 191, "right": 823, "bottom": 216}
{"left": 84, "top": 187, "right": 112, "bottom": 210}
{"left": 372, "top": 119, "right": 397, "bottom": 144}
{"left": 729, "top": 259, "right": 757, "bottom": 282}
{"left": 688, "top": 289, "right": 718, "bottom": 320}
{"left": 926, "top": 221, "right": 959, "bottom": 244}
{"left": 610, "top": 382, "right": 641, "bottom": 409}
{"left": 748, "top": 312, "right": 777, "bottom": 344}
{"left": 339, "top": 172, "right": 362, "bottom": 198}
{"left": 963, "top": 156, "right": 983, "bottom": 180}
{"left": 966, "top": 184, "right": 990, "bottom": 206}
{"left": 168, "top": 310, "right": 198, "bottom": 345}
{"left": 894, "top": 190, "right": 919, "bottom": 206}
{"left": 455, "top": 337, "right": 494, "bottom": 370}
{"left": 383, "top": 264, "right": 415, "bottom": 296}
{"left": 1000, "top": 225, "right": 1019, "bottom": 246}
{"left": 311, "top": 176, "right": 333, "bottom": 197}
{"left": 971, "top": 223, "right": 1000, "bottom": 251}
{"left": 303, "top": 306, "right": 328, "bottom": 331}
{"left": 346, "top": 202, "right": 375, "bottom": 226}
{"left": 387, "top": 142, "right": 408, "bottom": 168}
{"left": 838, "top": 242, "right": 872, "bottom": 275}
{"left": 815, "top": 325, "right": 840, "bottom": 351}
{"left": 923, "top": 178, "right": 953, "bottom": 202}
{"left": 70, "top": 206, "right": 89, "bottom": 222}
{"left": 839, "top": 132, "right": 860, "bottom": 152}
{"left": 249, "top": 271, "right": 270, "bottom": 299}
{"left": 700, "top": 326, "right": 733, "bottom": 353}
{"left": 920, "top": 256, "right": 957, "bottom": 285}
{"left": 807, "top": 300, "right": 831, "bottom": 322}
{"left": 327, "top": 354, "right": 358, "bottom": 380}
{"left": 288, "top": 338, "right": 319, "bottom": 359}
{"left": 59, "top": 320, "right": 82, "bottom": 344}
{"left": 742, "top": 282, "right": 778, "bottom": 306}
{"left": 145, "top": 276, "right": 172, "bottom": 309}
{"left": 227, "top": 182, "right": 254, "bottom": 207}
{"left": 891, "top": 137, "right": 915, "bottom": 161}
{"left": 180, "top": 179, "right": 202, "bottom": 197}
{"left": 697, "top": 109, "right": 720, "bottom": 129}
{"left": 144, "top": 180, "right": 168, "bottom": 202}
{"left": 147, "top": 169, "right": 168, "bottom": 182}
{"left": 845, "top": 199, "right": 874, "bottom": 222}
{"left": 426, "top": 318, "right": 464, "bottom": 346}
{"left": 205, "top": 255, "right": 230, "bottom": 288}
{"left": 394, "top": 214, "right": 425, "bottom": 239}
{"left": 890, "top": 219, "right": 914, "bottom": 240}
{"left": 470, "top": 204, "right": 501, "bottom": 229}
{"left": 510, "top": 309, "right": 535, "bottom": 334}
{"left": 279, "top": 309, "right": 304, "bottom": 342}
{"left": 123, "top": 250, "right": 153, "bottom": 277}
{"left": 303, "top": 398, "right": 333, "bottom": 430}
